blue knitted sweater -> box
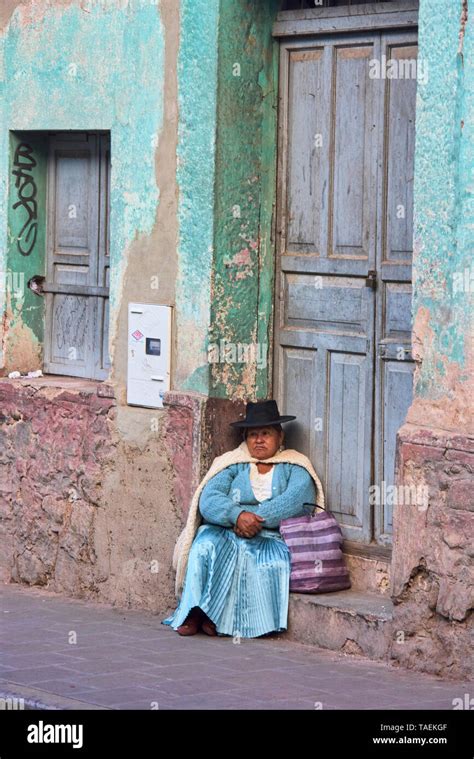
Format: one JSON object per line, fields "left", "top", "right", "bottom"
{"left": 198, "top": 462, "right": 317, "bottom": 530}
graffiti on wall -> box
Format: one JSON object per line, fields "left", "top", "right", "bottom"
{"left": 12, "top": 143, "right": 38, "bottom": 256}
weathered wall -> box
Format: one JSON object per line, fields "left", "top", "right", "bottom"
{"left": 0, "top": 0, "right": 280, "bottom": 394}
{"left": 0, "top": 377, "right": 181, "bottom": 612}
{"left": 391, "top": 426, "right": 472, "bottom": 679}
{"left": 0, "top": 377, "right": 245, "bottom": 609}
{"left": 4, "top": 131, "right": 47, "bottom": 370}
{"left": 0, "top": 1, "right": 196, "bottom": 612}
{"left": 112, "top": 0, "right": 181, "bottom": 401}
{"left": 408, "top": 0, "right": 473, "bottom": 433}
{"left": 210, "top": 0, "right": 279, "bottom": 400}
{"left": 391, "top": 0, "right": 473, "bottom": 679}
{"left": 0, "top": 0, "right": 167, "bottom": 381}
{"left": 0, "top": 1, "right": 276, "bottom": 614}
{"left": 174, "top": 0, "right": 219, "bottom": 394}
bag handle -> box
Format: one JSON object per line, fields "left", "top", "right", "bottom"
{"left": 303, "top": 502, "right": 326, "bottom": 517}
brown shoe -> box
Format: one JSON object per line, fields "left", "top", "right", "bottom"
{"left": 177, "top": 608, "right": 203, "bottom": 636}
{"left": 201, "top": 614, "right": 217, "bottom": 636}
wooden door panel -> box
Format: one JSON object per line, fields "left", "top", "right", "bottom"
{"left": 287, "top": 48, "right": 326, "bottom": 250}
{"left": 326, "top": 350, "right": 372, "bottom": 540}
{"left": 381, "top": 359, "right": 414, "bottom": 534}
{"left": 48, "top": 294, "right": 90, "bottom": 370}
{"left": 279, "top": 347, "right": 319, "bottom": 462}
{"left": 54, "top": 152, "right": 93, "bottom": 253}
{"left": 381, "top": 41, "right": 418, "bottom": 263}
{"left": 384, "top": 282, "right": 413, "bottom": 338}
{"left": 374, "top": 31, "right": 417, "bottom": 544}
{"left": 330, "top": 43, "right": 377, "bottom": 260}
{"left": 284, "top": 273, "right": 370, "bottom": 333}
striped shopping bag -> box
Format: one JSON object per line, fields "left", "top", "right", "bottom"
{"left": 279, "top": 504, "right": 351, "bottom": 593}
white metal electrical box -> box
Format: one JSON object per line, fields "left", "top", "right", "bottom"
{"left": 127, "top": 303, "right": 172, "bottom": 409}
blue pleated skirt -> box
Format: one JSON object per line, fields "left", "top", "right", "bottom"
{"left": 162, "top": 523, "right": 291, "bottom": 638}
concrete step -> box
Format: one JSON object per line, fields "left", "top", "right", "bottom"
{"left": 287, "top": 590, "right": 393, "bottom": 661}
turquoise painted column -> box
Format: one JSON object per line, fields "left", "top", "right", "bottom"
{"left": 175, "top": 0, "right": 220, "bottom": 394}
{"left": 410, "top": 0, "right": 473, "bottom": 431}
{"left": 209, "top": 0, "right": 279, "bottom": 401}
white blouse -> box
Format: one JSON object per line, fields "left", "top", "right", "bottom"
{"left": 249, "top": 462, "right": 274, "bottom": 502}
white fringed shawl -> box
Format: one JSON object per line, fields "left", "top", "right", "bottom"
{"left": 172, "top": 439, "right": 325, "bottom": 598}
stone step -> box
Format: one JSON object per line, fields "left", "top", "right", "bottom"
{"left": 287, "top": 590, "right": 393, "bottom": 661}
{"left": 343, "top": 551, "right": 391, "bottom": 595}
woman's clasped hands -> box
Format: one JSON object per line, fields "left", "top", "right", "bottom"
{"left": 234, "top": 511, "right": 265, "bottom": 538}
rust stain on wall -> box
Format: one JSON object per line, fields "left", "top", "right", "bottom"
{"left": 0, "top": 0, "right": 79, "bottom": 32}
{"left": 0, "top": 0, "right": 25, "bottom": 32}
{"left": 1, "top": 295, "right": 42, "bottom": 373}
{"left": 458, "top": 0, "right": 468, "bottom": 58}
{"left": 409, "top": 306, "right": 473, "bottom": 431}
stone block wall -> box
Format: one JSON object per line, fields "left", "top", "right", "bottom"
{"left": 0, "top": 378, "right": 179, "bottom": 613}
{"left": 390, "top": 424, "right": 473, "bottom": 680}
{"left": 0, "top": 379, "right": 246, "bottom": 616}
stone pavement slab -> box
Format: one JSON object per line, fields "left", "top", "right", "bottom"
{"left": 0, "top": 583, "right": 470, "bottom": 711}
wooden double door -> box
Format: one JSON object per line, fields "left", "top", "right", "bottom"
{"left": 273, "top": 12, "right": 418, "bottom": 547}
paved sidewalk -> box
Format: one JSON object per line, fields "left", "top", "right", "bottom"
{"left": 0, "top": 583, "right": 470, "bottom": 710}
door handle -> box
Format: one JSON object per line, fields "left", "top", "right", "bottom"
{"left": 365, "top": 270, "right": 377, "bottom": 290}
{"left": 27, "top": 275, "right": 45, "bottom": 295}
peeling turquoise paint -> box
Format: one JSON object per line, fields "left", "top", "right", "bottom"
{"left": 7, "top": 131, "right": 47, "bottom": 348}
{"left": 210, "top": 0, "right": 279, "bottom": 400}
{"left": 413, "top": 0, "right": 473, "bottom": 398}
{"left": 0, "top": 1, "right": 164, "bottom": 365}
{"left": 175, "top": 0, "right": 279, "bottom": 398}
{"left": 175, "top": 0, "right": 219, "bottom": 394}
{"left": 4, "top": 0, "right": 469, "bottom": 405}
{"left": 0, "top": 0, "right": 279, "bottom": 393}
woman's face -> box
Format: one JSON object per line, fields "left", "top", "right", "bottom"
{"left": 245, "top": 426, "right": 283, "bottom": 460}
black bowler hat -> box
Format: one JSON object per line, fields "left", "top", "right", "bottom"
{"left": 229, "top": 400, "right": 296, "bottom": 428}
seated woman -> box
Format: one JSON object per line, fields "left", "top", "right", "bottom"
{"left": 161, "top": 399, "right": 324, "bottom": 638}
